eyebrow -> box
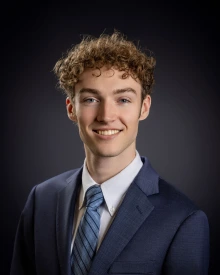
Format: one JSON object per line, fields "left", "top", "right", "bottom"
{"left": 78, "top": 87, "right": 137, "bottom": 96}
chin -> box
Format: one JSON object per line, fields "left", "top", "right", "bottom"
{"left": 89, "top": 146, "right": 120, "bottom": 158}
{"left": 92, "top": 145, "right": 132, "bottom": 159}
{"left": 86, "top": 140, "right": 136, "bottom": 159}
{"left": 95, "top": 150, "right": 120, "bottom": 158}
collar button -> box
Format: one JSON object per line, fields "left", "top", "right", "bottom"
{"left": 110, "top": 206, "right": 115, "bottom": 215}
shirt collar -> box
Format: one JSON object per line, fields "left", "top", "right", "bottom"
{"left": 79, "top": 151, "right": 143, "bottom": 216}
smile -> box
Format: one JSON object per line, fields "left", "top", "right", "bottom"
{"left": 93, "top": 130, "right": 121, "bottom": 136}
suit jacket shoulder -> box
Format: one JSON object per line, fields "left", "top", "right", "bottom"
{"left": 157, "top": 177, "right": 199, "bottom": 212}
{"left": 35, "top": 168, "right": 80, "bottom": 193}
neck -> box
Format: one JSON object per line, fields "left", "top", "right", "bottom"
{"left": 85, "top": 147, "right": 137, "bottom": 184}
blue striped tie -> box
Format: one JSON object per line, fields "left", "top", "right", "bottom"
{"left": 71, "top": 185, "right": 104, "bottom": 275}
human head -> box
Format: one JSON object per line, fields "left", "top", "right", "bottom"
{"left": 53, "top": 30, "right": 156, "bottom": 102}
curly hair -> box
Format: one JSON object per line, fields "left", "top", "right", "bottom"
{"left": 53, "top": 31, "right": 156, "bottom": 101}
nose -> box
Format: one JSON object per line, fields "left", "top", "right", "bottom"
{"left": 96, "top": 100, "right": 117, "bottom": 123}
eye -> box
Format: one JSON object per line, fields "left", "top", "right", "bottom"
{"left": 119, "top": 98, "right": 131, "bottom": 103}
{"left": 83, "top": 98, "right": 99, "bottom": 104}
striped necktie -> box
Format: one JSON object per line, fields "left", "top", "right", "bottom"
{"left": 71, "top": 185, "right": 104, "bottom": 275}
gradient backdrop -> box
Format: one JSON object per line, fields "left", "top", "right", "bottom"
{"left": 2, "top": 1, "right": 219, "bottom": 274}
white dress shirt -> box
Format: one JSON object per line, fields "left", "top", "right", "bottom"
{"left": 71, "top": 151, "right": 143, "bottom": 251}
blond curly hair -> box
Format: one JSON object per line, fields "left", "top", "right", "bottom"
{"left": 53, "top": 31, "right": 156, "bottom": 101}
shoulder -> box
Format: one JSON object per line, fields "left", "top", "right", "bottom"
{"left": 152, "top": 177, "right": 206, "bottom": 221}
{"left": 30, "top": 167, "right": 82, "bottom": 199}
{"left": 139, "top": 156, "right": 201, "bottom": 215}
{"left": 158, "top": 178, "right": 197, "bottom": 207}
{"left": 22, "top": 168, "right": 82, "bottom": 214}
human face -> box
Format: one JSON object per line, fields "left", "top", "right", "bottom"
{"left": 66, "top": 67, "right": 151, "bottom": 159}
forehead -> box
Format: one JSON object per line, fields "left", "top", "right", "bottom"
{"left": 75, "top": 67, "right": 142, "bottom": 94}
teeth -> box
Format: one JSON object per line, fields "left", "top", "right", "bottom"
{"left": 96, "top": 130, "right": 120, "bottom": 135}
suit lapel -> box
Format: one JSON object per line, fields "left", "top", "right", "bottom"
{"left": 89, "top": 157, "right": 159, "bottom": 275}
{"left": 56, "top": 168, "right": 83, "bottom": 275}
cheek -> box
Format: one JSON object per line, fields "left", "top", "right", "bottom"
{"left": 76, "top": 109, "right": 91, "bottom": 123}
{"left": 122, "top": 108, "right": 140, "bottom": 123}
{"left": 76, "top": 112, "right": 94, "bottom": 135}
{"left": 76, "top": 106, "right": 97, "bottom": 119}
{"left": 77, "top": 121, "right": 89, "bottom": 144}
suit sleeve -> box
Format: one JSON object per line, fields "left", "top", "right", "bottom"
{"left": 10, "top": 186, "right": 37, "bottom": 275}
{"left": 163, "top": 210, "right": 210, "bottom": 275}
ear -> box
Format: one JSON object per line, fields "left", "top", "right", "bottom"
{"left": 139, "top": 95, "right": 151, "bottom": 121}
{"left": 66, "top": 97, "right": 77, "bottom": 122}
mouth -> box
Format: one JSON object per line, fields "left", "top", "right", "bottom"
{"left": 93, "top": 129, "right": 122, "bottom": 136}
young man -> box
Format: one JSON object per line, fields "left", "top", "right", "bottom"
{"left": 10, "top": 32, "right": 209, "bottom": 275}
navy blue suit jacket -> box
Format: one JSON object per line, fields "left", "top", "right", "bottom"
{"left": 10, "top": 157, "right": 209, "bottom": 275}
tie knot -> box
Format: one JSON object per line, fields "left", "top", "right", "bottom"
{"left": 85, "top": 185, "right": 104, "bottom": 210}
